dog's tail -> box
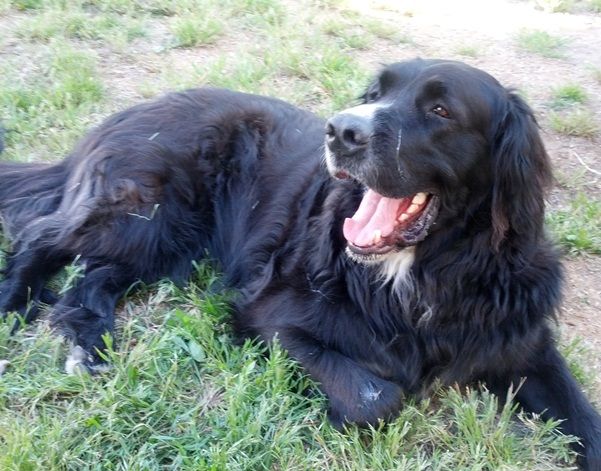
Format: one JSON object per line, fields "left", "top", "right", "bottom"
{"left": 0, "top": 135, "right": 67, "bottom": 237}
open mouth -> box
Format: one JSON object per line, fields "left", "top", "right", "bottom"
{"left": 343, "top": 189, "right": 439, "bottom": 256}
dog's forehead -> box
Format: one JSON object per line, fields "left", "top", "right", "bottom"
{"left": 379, "top": 60, "right": 501, "bottom": 93}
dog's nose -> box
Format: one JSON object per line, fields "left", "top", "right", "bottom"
{"left": 325, "top": 114, "right": 372, "bottom": 154}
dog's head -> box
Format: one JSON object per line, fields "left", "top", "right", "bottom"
{"left": 325, "top": 58, "right": 551, "bottom": 263}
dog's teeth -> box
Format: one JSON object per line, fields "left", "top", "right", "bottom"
{"left": 373, "top": 229, "right": 382, "bottom": 244}
{"left": 398, "top": 213, "right": 409, "bottom": 222}
{"left": 407, "top": 204, "right": 419, "bottom": 214}
{"left": 412, "top": 193, "right": 427, "bottom": 205}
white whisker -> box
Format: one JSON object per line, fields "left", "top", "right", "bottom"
{"left": 396, "top": 128, "right": 402, "bottom": 154}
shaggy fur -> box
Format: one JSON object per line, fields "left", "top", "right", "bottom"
{"left": 0, "top": 58, "right": 600, "bottom": 469}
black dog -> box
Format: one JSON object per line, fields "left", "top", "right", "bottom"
{"left": 0, "top": 58, "right": 599, "bottom": 468}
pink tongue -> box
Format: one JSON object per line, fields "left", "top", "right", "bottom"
{"left": 343, "top": 189, "right": 407, "bottom": 247}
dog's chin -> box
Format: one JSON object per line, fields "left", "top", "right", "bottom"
{"left": 345, "top": 246, "right": 401, "bottom": 265}
{"left": 345, "top": 246, "right": 417, "bottom": 290}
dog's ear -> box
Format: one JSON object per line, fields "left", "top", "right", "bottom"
{"left": 490, "top": 91, "right": 553, "bottom": 249}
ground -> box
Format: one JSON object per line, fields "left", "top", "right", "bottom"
{"left": 0, "top": 0, "right": 600, "bottom": 469}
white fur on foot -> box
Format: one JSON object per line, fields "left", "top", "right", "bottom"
{"left": 65, "top": 345, "right": 90, "bottom": 375}
{"left": 0, "top": 359, "right": 10, "bottom": 376}
{"left": 65, "top": 346, "right": 112, "bottom": 375}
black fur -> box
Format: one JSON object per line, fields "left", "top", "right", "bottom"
{"left": 0, "top": 59, "right": 599, "bottom": 469}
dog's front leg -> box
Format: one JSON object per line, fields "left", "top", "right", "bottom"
{"left": 274, "top": 326, "right": 405, "bottom": 429}
{"left": 52, "top": 260, "right": 136, "bottom": 374}
{"left": 501, "top": 345, "right": 601, "bottom": 470}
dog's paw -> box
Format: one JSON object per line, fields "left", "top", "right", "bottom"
{"left": 65, "top": 346, "right": 111, "bottom": 375}
{"left": 327, "top": 376, "right": 404, "bottom": 429}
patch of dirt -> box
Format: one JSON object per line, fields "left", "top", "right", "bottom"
{"left": 562, "top": 256, "right": 601, "bottom": 399}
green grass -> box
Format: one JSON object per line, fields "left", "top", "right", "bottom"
{"left": 547, "top": 193, "right": 601, "bottom": 254}
{"left": 0, "top": 43, "right": 104, "bottom": 161}
{"left": 321, "top": 17, "right": 411, "bottom": 48}
{"left": 455, "top": 45, "right": 479, "bottom": 58}
{"left": 549, "top": 108, "right": 599, "bottom": 138}
{"left": 338, "top": 31, "right": 372, "bottom": 50}
{"left": 161, "top": 30, "right": 370, "bottom": 114}
{"left": 320, "top": 19, "right": 372, "bottom": 50}
{"left": 193, "top": 55, "right": 275, "bottom": 92}
{"left": 544, "top": 83, "right": 594, "bottom": 139}
{"left": 17, "top": 9, "right": 146, "bottom": 45}
{"left": 516, "top": 30, "right": 566, "bottom": 58}
{"left": 171, "top": 15, "right": 224, "bottom": 47}
{"left": 68, "top": 0, "right": 200, "bottom": 16}
{"left": 535, "top": 0, "right": 574, "bottom": 12}
{"left": 227, "top": 0, "right": 285, "bottom": 27}
{"left": 550, "top": 83, "right": 587, "bottom": 108}
{"left": 362, "top": 19, "right": 412, "bottom": 44}
{"left": 0, "top": 269, "right": 579, "bottom": 469}
{"left": 588, "top": 0, "right": 601, "bottom": 12}
{"left": 268, "top": 42, "right": 370, "bottom": 113}
{"left": 10, "top": 0, "right": 43, "bottom": 10}
{"left": 561, "top": 337, "right": 597, "bottom": 391}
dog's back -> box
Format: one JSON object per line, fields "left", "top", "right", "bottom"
{"left": 1, "top": 88, "right": 325, "bottom": 270}
{"left": 0, "top": 87, "right": 327, "bottom": 349}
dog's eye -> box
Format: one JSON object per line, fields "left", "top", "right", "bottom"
{"left": 432, "top": 105, "right": 450, "bottom": 118}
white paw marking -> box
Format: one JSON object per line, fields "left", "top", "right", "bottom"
{"left": 65, "top": 345, "right": 91, "bottom": 375}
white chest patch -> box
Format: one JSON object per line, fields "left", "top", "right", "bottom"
{"left": 345, "top": 246, "right": 416, "bottom": 291}
{"left": 376, "top": 247, "right": 416, "bottom": 289}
